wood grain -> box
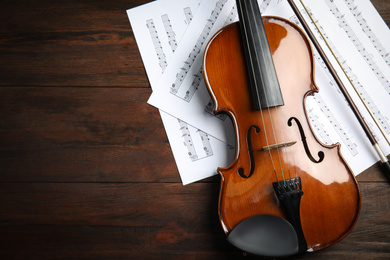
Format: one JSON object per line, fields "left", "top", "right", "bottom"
{"left": 0, "top": 0, "right": 148, "bottom": 87}
{"left": 0, "top": 0, "right": 389, "bottom": 259}
{"left": 0, "top": 87, "right": 178, "bottom": 183}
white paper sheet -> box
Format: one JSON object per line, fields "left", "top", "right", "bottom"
{"left": 147, "top": 0, "right": 238, "bottom": 145}
{"left": 129, "top": 0, "right": 390, "bottom": 184}
{"left": 127, "top": 0, "right": 235, "bottom": 185}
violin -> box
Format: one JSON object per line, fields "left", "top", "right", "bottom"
{"left": 203, "top": 0, "right": 361, "bottom": 257}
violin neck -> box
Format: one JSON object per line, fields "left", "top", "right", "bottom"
{"left": 236, "top": 0, "right": 284, "bottom": 110}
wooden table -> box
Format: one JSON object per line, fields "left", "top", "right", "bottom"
{"left": 1, "top": 0, "right": 389, "bottom": 259}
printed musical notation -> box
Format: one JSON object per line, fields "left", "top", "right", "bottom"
{"left": 294, "top": 0, "right": 390, "bottom": 172}
{"left": 224, "top": 4, "right": 238, "bottom": 26}
{"left": 199, "top": 130, "right": 214, "bottom": 157}
{"left": 130, "top": 0, "right": 390, "bottom": 183}
{"left": 171, "top": 3, "right": 238, "bottom": 104}
{"left": 148, "top": 0, "right": 239, "bottom": 144}
{"left": 324, "top": 0, "right": 390, "bottom": 95}
{"left": 184, "top": 7, "right": 193, "bottom": 25}
{"left": 314, "top": 95, "right": 359, "bottom": 156}
{"left": 147, "top": 0, "right": 283, "bottom": 143}
{"left": 260, "top": 0, "right": 272, "bottom": 13}
{"left": 161, "top": 111, "right": 234, "bottom": 185}
{"left": 312, "top": 53, "right": 359, "bottom": 156}
{"left": 162, "top": 14, "right": 178, "bottom": 53}
{"left": 179, "top": 119, "right": 198, "bottom": 161}
{"left": 307, "top": 107, "right": 333, "bottom": 146}
{"left": 205, "top": 98, "right": 228, "bottom": 121}
{"left": 146, "top": 19, "right": 167, "bottom": 72}
{"left": 178, "top": 119, "right": 214, "bottom": 162}
{"left": 345, "top": 0, "right": 390, "bottom": 67}
{"left": 128, "top": 0, "right": 202, "bottom": 87}
{"left": 170, "top": 0, "right": 228, "bottom": 101}
{"left": 128, "top": 0, "right": 236, "bottom": 185}
{"left": 299, "top": 1, "right": 390, "bottom": 139}
{"left": 290, "top": 12, "right": 361, "bottom": 157}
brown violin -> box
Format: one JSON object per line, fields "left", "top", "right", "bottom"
{"left": 203, "top": 0, "right": 361, "bottom": 257}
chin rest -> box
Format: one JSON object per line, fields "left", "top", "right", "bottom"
{"left": 227, "top": 214, "right": 299, "bottom": 257}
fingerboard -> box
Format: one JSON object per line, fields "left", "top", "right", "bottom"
{"left": 236, "top": 0, "right": 284, "bottom": 110}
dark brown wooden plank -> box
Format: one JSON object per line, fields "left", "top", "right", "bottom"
{"left": 372, "top": 0, "right": 390, "bottom": 26}
{"left": 0, "top": 225, "right": 239, "bottom": 260}
{"left": 0, "top": 46, "right": 148, "bottom": 88}
{"left": 0, "top": 0, "right": 151, "bottom": 87}
{"left": 0, "top": 0, "right": 149, "bottom": 32}
{"left": 3, "top": 225, "right": 389, "bottom": 260}
{"left": 1, "top": 182, "right": 389, "bottom": 259}
{"left": 0, "top": 183, "right": 219, "bottom": 226}
{"left": 357, "top": 160, "right": 390, "bottom": 182}
{"left": 0, "top": 87, "right": 178, "bottom": 183}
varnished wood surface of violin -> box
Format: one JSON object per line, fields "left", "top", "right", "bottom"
{"left": 204, "top": 13, "right": 361, "bottom": 256}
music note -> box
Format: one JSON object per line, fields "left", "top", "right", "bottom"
{"left": 170, "top": 0, "right": 228, "bottom": 99}
{"left": 315, "top": 95, "right": 359, "bottom": 156}
{"left": 198, "top": 129, "right": 213, "bottom": 157}
{"left": 224, "top": 5, "right": 237, "bottom": 26}
{"left": 184, "top": 7, "right": 193, "bottom": 25}
{"left": 324, "top": 0, "right": 390, "bottom": 94}
{"left": 146, "top": 19, "right": 167, "bottom": 72}
{"left": 178, "top": 119, "right": 198, "bottom": 161}
{"left": 178, "top": 119, "right": 215, "bottom": 161}
{"left": 260, "top": 0, "right": 272, "bottom": 13}
{"left": 307, "top": 107, "right": 333, "bottom": 146}
{"left": 162, "top": 14, "right": 178, "bottom": 53}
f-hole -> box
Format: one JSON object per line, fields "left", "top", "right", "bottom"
{"left": 288, "top": 117, "right": 324, "bottom": 163}
{"left": 238, "top": 125, "right": 260, "bottom": 178}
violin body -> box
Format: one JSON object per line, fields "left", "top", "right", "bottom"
{"left": 203, "top": 16, "right": 360, "bottom": 256}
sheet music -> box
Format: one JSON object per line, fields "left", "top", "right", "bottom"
{"left": 129, "top": 0, "right": 390, "bottom": 183}
{"left": 147, "top": 0, "right": 239, "bottom": 144}
{"left": 128, "top": 0, "right": 201, "bottom": 86}
{"left": 127, "top": 0, "right": 235, "bottom": 185}
{"left": 291, "top": 0, "right": 390, "bottom": 173}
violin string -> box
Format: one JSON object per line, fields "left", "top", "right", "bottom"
{"left": 273, "top": 107, "right": 293, "bottom": 180}
{"left": 237, "top": 0, "right": 279, "bottom": 179}
{"left": 248, "top": 0, "right": 287, "bottom": 183}
{"left": 263, "top": 31, "right": 293, "bottom": 181}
